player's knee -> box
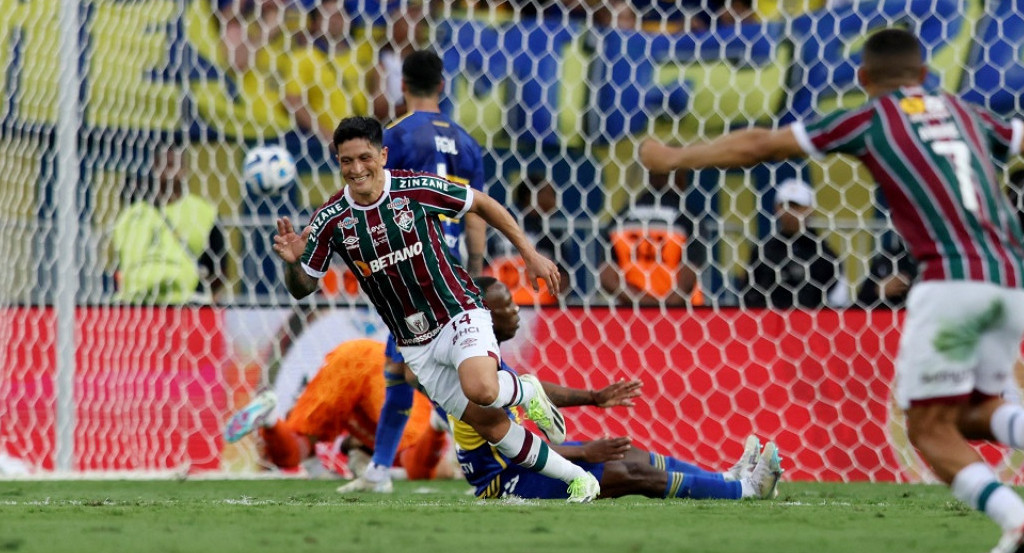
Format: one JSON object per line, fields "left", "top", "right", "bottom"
{"left": 461, "top": 379, "right": 499, "bottom": 407}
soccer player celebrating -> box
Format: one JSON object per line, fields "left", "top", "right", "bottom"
{"left": 273, "top": 116, "right": 600, "bottom": 502}
{"left": 349, "top": 50, "right": 489, "bottom": 493}
{"left": 639, "top": 28, "right": 1024, "bottom": 552}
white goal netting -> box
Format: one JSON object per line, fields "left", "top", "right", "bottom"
{"left": 1, "top": 0, "right": 1023, "bottom": 481}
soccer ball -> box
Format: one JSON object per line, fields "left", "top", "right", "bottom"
{"left": 243, "top": 145, "right": 296, "bottom": 195}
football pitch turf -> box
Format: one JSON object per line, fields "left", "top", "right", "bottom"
{"left": 0, "top": 479, "right": 1003, "bottom": 553}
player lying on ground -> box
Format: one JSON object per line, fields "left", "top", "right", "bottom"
{"left": 444, "top": 278, "right": 783, "bottom": 500}
{"left": 224, "top": 339, "right": 448, "bottom": 484}
{"left": 332, "top": 277, "right": 782, "bottom": 499}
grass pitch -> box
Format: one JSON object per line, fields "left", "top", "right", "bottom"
{"left": 0, "top": 479, "right": 1000, "bottom": 553}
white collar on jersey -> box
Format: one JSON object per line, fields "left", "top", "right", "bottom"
{"left": 344, "top": 169, "right": 392, "bottom": 211}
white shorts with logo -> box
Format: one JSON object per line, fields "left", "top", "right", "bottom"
{"left": 399, "top": 308, "right": 500, "bottom": 420}
{"left": 895, "top": 280, "right": 1024, "bottom": 409}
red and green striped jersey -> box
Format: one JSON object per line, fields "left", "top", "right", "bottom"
{"left": 301, "top": 170, "right": 484, "bottom": 346}
{"left": 793, "top": 86, "right": 1024, "bottom": 287}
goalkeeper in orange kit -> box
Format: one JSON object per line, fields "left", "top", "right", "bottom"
{"left": 224, "top": 339, "right": 448, "bottom": 484}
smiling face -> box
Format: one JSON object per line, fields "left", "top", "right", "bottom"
{"left": 336, "top": 138, "right": 388, "bottom": 205}
{"left": 483, "top": 281, "right": 520, "bottom": 343}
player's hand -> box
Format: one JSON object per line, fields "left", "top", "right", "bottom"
{"left": 639, "top": 138, "right": 683, "bottom": 174}
{"left": 273, "top": 216, "right": 311, "bottom": 264}
{"left": 523, "top": 251, "right": 561, "bottom": 294}
{"left": 582, "top": 437, "right": 632, "bottom": 463}
{"left": 592, "top": 379, "right": 642, "bottom": 408}
{"left": 879, "top": 273, "right": 911, "bottom": 299}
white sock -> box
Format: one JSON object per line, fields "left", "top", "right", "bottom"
{"left": 991, "top": 403, "right": 1024, "bottom": 449}
{"left": 951, "top": 462, "right": 1024, "bottom": 531}
{"left": 490, "top": 422, "right": 584, "bottom": 484}
{"left": 485, "top": 371, "right": 536, "bottom": 409}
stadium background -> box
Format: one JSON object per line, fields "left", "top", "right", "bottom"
{"left": 1, "top": 0, "right": 1024, "bottom": 481}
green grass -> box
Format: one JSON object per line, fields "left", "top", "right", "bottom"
{"left": 0, "top": 479, "right": 1003, "bottom": 553}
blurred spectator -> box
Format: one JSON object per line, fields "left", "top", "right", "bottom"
{"left": 373, "top": 0, "right": 429, "bottom": 121}
{"left": 631, "top": 0, "right": 708, "bottom": 32}
{"left": 216, "top": 0, "right": 291, "bottom": 74}
{"left": 855, "top": 231, "right": 917, "bottom": 309}
{"left": 739, "top": 178, "right": 848, "bottom": 309}
{"left": 486, "top": 174, "right": 571, "bottom": 305}
{"left": 593, "top": 0, "right": 639, "bottom": 29}
{"left": 712, "top": 0, "right": 758, "bottom": 26}
{"left": 281, "top": 0, "right": 376, "bottom": 142}
{"left": 598, "top": 171, "right": 704, "bottom": 307}
{"left": 112, "top": 142, "right": 226, "bottom": 305}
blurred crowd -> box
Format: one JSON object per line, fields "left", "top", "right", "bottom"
{"left": 108, "top": 0, "right": 1022, "bottom": 310}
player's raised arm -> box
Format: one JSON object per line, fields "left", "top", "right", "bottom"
{"left": 639, "top": 127, "right": 806, "bottom": 173}
{"left": 272, "top": 216, "right": 319, "bottom": 299}
{"left": 468, "top": 192, "right": 560, "bottom": 294}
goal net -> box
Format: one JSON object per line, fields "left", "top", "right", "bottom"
{"left": 1, "top": 0, "right": 1023, "bottom": 481}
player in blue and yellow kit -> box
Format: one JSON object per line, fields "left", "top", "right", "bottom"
{"left": 453, "top": 277, "right": 783, "bottom": 501}
{"left": 339, "top": 50, "right": 489, "bottom": 493}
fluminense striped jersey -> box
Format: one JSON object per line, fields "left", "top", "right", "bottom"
{"left": 384, "top": 111, "right": 485, "bottom": 258}
{"left": 793, "top": 86, "right": 1024, "bottom": 286}
{"left": 301, "top": 170, "right": 484, "bottom": 346}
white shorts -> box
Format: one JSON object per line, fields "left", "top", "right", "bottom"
{"left": 895, "top": 280, "right": 1024, "bottom": 409}
{"left": 398, "top": 308, "right": 500, "bottom": 420}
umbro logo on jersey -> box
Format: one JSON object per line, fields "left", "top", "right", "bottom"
{"left": 342, "top": 236, "right": 360, "bottom": 248}
{"left": 341, "top": 217, "right": 357, "bottom": 229}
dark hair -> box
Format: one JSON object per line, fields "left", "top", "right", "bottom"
{"left": 333, "top": 116, "right": 383, "bottom": 149}
{"left": 473, "top": 276, "right": 499, "bottom": 293}
{"left": 862, "top": 28, "right": 924, "bottom": 82}
{"left": 402, "top": 50, "right": 444, "bottom": 98}
{"left": 513, "top": 173, "right": 548, "bottom": 209}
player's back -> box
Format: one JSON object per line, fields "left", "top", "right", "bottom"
{"left": 384, "top": 111, "right": 483, "bottom": 187}
{"left": 808, "top": 87, "right": 1024, "bottom": 286}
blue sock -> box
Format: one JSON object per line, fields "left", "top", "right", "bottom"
{"left": 650, "top": 452, "right": 723, "bottom": 480}
{"left": 664, "top": 472, "right": 741, "bottom": 500}
{"left": 370, "top": 378, "right": 414, "bottom": 468}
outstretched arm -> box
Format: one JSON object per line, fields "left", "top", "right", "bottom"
{"left": 541, "top": 379, "right": 642, "bottom": 409}
{"left": 552, "top": 437, "right": 633, "bottom": 463}
{"left": 273, "top": 217, "right": 319, "bottom": 300}
{"left": 469, "top": 192, "right": 559, "bottom": 293}
{"left": 639, "top": 127, "right": 806, "bottom": 173}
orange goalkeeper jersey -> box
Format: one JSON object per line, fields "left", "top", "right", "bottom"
{"left": 285, "top": 339, "right": 433, "bottom": 452}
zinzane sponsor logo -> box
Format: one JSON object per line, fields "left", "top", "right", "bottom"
{"left": 367, "top": 242, "right": 424, "bottom": 273}
{"left": 397, "top": 176, "right": 448, "bottom": 192}
{"left": 310, "top": 203, "right": 345, "bottom": 233}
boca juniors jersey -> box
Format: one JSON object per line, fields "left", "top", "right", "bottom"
{"left": 384, "top": 111, "right": 486, "bottom": 258}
